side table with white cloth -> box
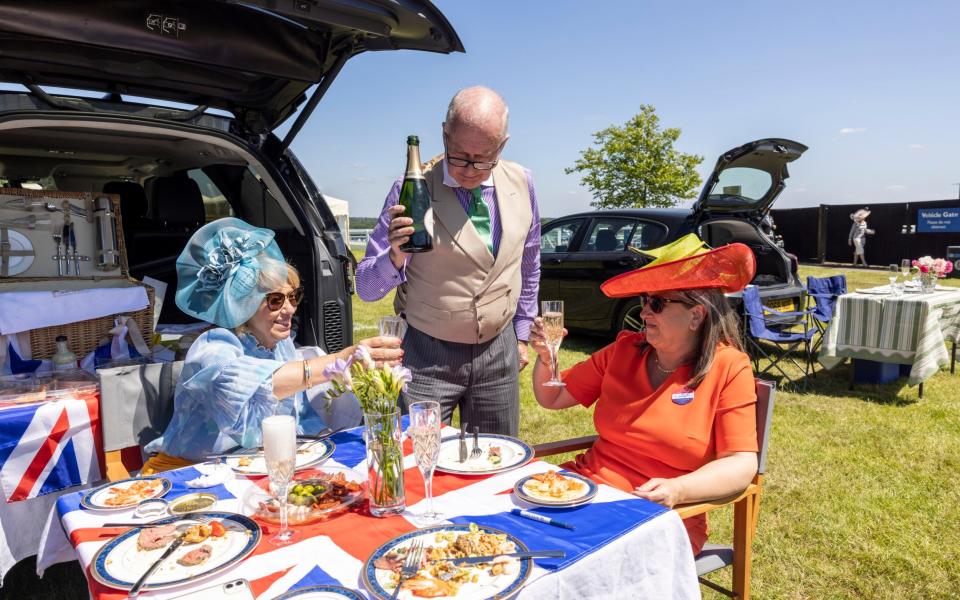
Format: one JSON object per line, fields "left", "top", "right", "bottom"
{"left": 37, "top": 424, "right": 701, "bottom": 599}
{"left": 819, "top": 285, "right": 960, "bottom": 386}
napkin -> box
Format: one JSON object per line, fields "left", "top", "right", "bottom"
{"left": 185, "top": 462, "right": 234, "bottom": 488}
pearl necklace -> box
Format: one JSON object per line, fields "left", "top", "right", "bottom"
{"left": 653, "top": 351, "right": 686, "bottom": 375}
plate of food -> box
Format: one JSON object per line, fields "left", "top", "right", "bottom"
{"left": 434, "top": 434, "right": 533, "bottom": 476}
{"left": 225, "top": 439, "right": 335, "bottom": 475}
{"left": 363, "top": 523, "right": 531, "bottom": 599}
{"left": 512, "top": 470, "right": 597, "bottom": 508}
{"left": 90, "top": 511, "right": 260, "bottom": 592}
{"left": 80, "top": 476, "right": 172, "bottom": 511}
{"left": 242, "top": 465, "right": 365, "bottom": 525}
{"left": 273, "top": 585, "right": 366, "bottom": 599}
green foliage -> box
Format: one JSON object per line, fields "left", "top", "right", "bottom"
{"left": 350, "top": 216, "right": 380, "bottom": 229}
{"left": 566, "top": 105, "right": 703, "bottom": 209}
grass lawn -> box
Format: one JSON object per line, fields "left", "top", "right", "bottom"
{"left": 353, "top": 262, "right": 960, "bottom": 599}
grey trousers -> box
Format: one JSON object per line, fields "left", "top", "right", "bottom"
{"left": 399, "top": 324, "right": 520, "bottom": 437}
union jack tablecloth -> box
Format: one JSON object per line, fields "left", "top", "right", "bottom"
{"left": 38, "top": 426, "right": 699, "bottom": 599}
{"left": 0, "top": 393, "right": 103, "bottom": 582}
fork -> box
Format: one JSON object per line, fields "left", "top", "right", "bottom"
{"left": 470, "top": 425, "right": 483, "bottom": 459}
{"left": 390, "top": 539, "right": 424, "bottom": 600}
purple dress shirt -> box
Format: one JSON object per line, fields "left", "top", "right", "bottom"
{"left": 355, "top": 161, "right": 541, "bottom": 341}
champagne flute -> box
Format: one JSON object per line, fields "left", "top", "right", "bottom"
{"left": 888, "top": 264, "right": 900, "bottom": 295}
{"left": 541, "top": 300, "right": 566, "bottom": 387}
{"left": 900, "top": 259, "right": 911, "bottom": 277}
{"left": 379, "top": 315, "right": 405, "bottom": 339}
{"left": 262, "top": 415, "right": 298, "bottom": 545}
{"left": 409, "top": 401, "right": 442, "bottom": 522}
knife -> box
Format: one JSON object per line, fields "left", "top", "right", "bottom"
{"left": 68, "top": 221, "right": 79, "bottom": 275}
{"left": 435, "top": 550, "right": 566, "bottom": 566}
{"left": 128, "top": 531, "right": 188, "bottom": 597}
{"left": 458, "top": 427, "right": 468, "bottom": 463}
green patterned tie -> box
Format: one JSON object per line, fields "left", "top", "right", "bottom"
{"left": 469, "top": 187, "right": 494, "bottom": 254}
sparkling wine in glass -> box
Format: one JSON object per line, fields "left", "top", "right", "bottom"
{"left": 541, "top": 300, "right": 566, "bottom": 387}
{"left": 408, "top": 401, "right": 442, "bottom": 522}
{"left": 262, "top": 415, "right": 298, "bottom": 545}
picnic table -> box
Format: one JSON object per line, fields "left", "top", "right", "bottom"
{"left": 35, "top": 424, "right": 700, "bottom": 599}
{"left": 819, "top": 285, "right": 960, "bottom": 385}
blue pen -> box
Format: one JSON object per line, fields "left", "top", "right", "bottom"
{"left": 511, "top": 508, "right": 575, "bottom": 530}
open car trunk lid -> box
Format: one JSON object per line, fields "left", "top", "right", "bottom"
{"left": 0, "top": 0, "right": 463, "bottom": 134}
{"left": 692, "top": 138, "right": 807, "bottom": 221}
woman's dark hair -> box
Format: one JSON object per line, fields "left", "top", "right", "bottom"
{"left": 636, "top": 288, "right": 744, "bottom": 388}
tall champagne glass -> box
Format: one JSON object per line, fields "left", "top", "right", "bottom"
{"left": 541, "top": 300, "right": 566, "bottom": 387}
{"left": 262, "top": 415, "right": 298, "bottom": 545}
{"left": 888, "top": 264, "right": 900, "bottom": 296}
{"left": 379, "top": 315, "right": 405, "bottom": 339}
{"left": 900, "top": 259, "right": 911, "bottom": 277}
{"left": 409, "top": 401, "right": 442, "bottom": 522}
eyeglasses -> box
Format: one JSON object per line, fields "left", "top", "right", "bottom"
{"left": 445, "top": 152, "right": 499, "bottom": 171}
{"left": 640, "top": 294, "right": 693, "bottom": 314}
{"left": 265, "top": 288, "right": 304, "bottom": 311}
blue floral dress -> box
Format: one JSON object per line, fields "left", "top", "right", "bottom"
{"left": 148, "top": 328, "right": 331, "bottom": 462}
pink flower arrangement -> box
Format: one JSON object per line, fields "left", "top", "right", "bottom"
{"left": 911, "top": 256, "right": 954, "bottom": 278}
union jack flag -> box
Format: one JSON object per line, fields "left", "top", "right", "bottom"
{"left": 0, "top": 396, "right": 102, "bottom": 503}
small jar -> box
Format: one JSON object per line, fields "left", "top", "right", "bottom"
{"left": 52, "top": 335, "right": 78, "bottom": 372}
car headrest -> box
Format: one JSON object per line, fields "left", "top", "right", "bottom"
{"left": 102, "top": 181, "right": 147, "bottom": 221}
{"left": 151, "top": 177, "right": 205, "bottom": 227}
{"left": 595, "top": 229, "right": 619, "bottom": 252}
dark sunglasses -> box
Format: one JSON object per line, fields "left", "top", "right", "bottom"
{"left": 640, "top": 294, "right": 693, "bottom": 314}
{"left": 265, "top": 288, "right": 304, "bottom": 311}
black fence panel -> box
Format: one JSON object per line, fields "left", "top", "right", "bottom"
{"left": 769, "top": 207, "right": 819, "bottom": 261}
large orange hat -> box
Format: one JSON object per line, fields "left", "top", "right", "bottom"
{"left": 600, "top": 234, "right": 756, "bottom": 298}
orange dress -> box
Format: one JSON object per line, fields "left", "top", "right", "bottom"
{"left": 561, "top": 331, "right": 758, "bottom": 554}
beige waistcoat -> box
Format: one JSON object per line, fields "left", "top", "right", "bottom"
{"left": 394, "top": 159, "right": 532, "bottom": 344}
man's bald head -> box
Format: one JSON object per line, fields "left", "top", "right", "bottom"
{"left": 444, "top": 86, "right": 509, "bottom": 144}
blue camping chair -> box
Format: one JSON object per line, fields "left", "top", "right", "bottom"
{"left": 742, "top": 285, "right": 816, "bottom": 389}
{"left": 806, "top": 275, "right": 847, "bottom": 354}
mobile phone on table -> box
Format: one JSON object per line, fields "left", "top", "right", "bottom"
{"left": 169, "top": 579, "right": 255, "bottom": 600}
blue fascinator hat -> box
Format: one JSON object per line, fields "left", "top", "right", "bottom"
{"left": 175, "top": 217, "right": 286, "bottom": 328}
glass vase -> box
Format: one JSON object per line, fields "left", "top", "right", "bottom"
{"left": 363, "top": 408, "right": 406, "bottom": 517}
{"left": 919, "top": 272, "right": 936, "bottom": 294}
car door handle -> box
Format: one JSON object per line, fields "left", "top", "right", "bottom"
{"left": 545, "top": 258, "right": 563, "bottom": 265}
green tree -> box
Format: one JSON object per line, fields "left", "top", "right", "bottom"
{"left": 566, "top": 105, "right": 703, "bottom": 209}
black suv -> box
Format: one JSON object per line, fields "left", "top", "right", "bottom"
{"left": 0, "top": 1, "right": 462, "bottom": 352}
{"left": 540, "top": 138, "right": 808, "bottom": 337}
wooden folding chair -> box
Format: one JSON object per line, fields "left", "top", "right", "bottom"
{"left": 532, "top": 379, "right": 776, "bottom": 600}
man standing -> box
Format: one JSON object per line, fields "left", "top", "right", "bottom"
{"left": 356, "top": 86, "right": 540, "bottom": 436}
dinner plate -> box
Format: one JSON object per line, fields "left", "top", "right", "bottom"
{"left": 80, "top": 476, "right": 172, "bottom": 511}
{"left": 90, "top": 511, "right": 260, "bottom": 592}
{"left": 434, "top": 434, "right": 533, "bottom": 476}
{"left": 512, "top": 470, "right": 598, "bottom": 508}
{"left": 3, "top": 230, "right": 34, "bottom": 276}
{"left": 273, "top": 585, "right": 365, "bottom": 600}
{"left": 241, "top": 465, "right": 365, "bottom": 525}
{"left": 225, "top": 439, "right": 335, "bottom": 475}
{"left": 363, "top": 524, "right": 531, "bottom": 600}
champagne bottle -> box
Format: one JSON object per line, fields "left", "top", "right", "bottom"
{"left": 398, "top": 135, "right": 433, "bottom": 253}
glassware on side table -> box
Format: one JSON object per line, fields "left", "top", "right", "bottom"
{"left": 262, "top": 414, "right": 298, "bottom": 545}
{"left": 540, "top": 300, "right": 566, "bottom": 387}
{"left": 409, "top": 400, "right": 442, "bottom": 523}
{"left": 888, "top": 264, "right": 902, "bottom": 296}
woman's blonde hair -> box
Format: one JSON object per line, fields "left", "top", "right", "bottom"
{"left": 636, "top": 288, "right": 744, "bottom": 389}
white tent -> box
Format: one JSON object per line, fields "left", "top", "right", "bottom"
{"left": 325, "top": 196, "right": 350, "bottom": 241}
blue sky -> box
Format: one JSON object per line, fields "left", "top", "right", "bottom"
{"left": 285, "top": 0, "right": 960, "bottom": 218}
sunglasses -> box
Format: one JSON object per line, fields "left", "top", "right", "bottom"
{"left": 265, "top": 288, "right": 304, "bottom": 311}
{"left": 640, "top": 294, "right": 694, "bottom": 314}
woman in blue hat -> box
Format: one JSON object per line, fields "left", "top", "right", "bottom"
{"left": 142, "top": 218, "right": 402, "bottom": 473}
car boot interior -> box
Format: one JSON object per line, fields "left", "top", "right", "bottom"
{"left": 699, "top": 219, "right": 790, "bottom": 287}
{"left": 0, "top": 118, "right": 329, "bottom": 345}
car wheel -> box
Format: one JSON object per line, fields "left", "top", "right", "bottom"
{"left": 617, "top": 299, "right": 645, "bottom": 334}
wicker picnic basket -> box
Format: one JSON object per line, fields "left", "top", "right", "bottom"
{"left": 0, "top": 188, "right": 155, "bottom": 359}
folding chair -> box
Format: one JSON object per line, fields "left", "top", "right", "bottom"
{"left": 742, "top": 285, "right": 815, "bottom": 390}
{"left": 805, "top": 275, "right": 847, "bottom": 355}
{"left": 532, "top": 380, "right": 776, "bottom": 600}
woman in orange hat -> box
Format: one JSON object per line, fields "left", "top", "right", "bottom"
{"left": 529, "top": 235, "right": 759, "bottom": 555}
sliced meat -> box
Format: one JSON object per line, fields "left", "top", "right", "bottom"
{"left": 136, "top": 524, "right": 178, "bottom": 551}
{"left": 374, "top": 553, "right": 403, "bottom": 572}
{"left": 177, "top": 544, "right": 213, "bottom": 567}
